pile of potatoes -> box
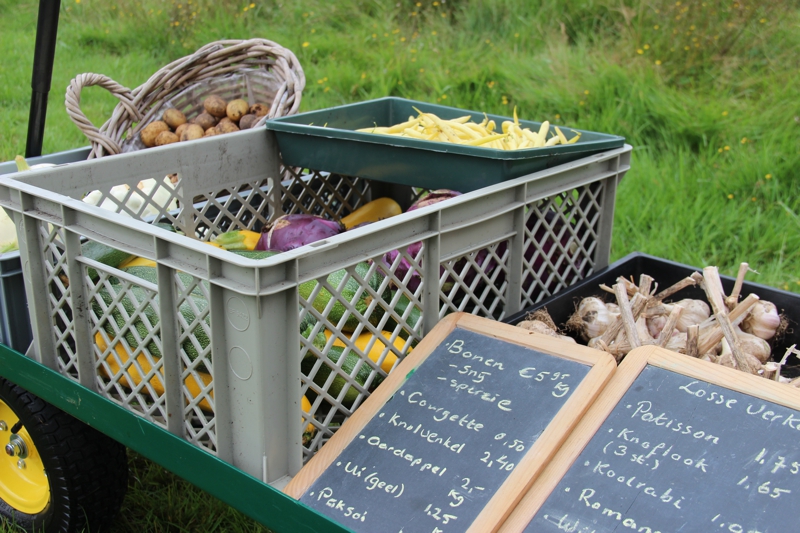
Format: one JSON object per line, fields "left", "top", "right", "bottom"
{"left": 139, "top": 95, "right": 270, "bottom": 148}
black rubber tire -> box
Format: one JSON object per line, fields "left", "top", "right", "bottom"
{"left": 0, "top": 377, "right": 128, "bottom": 533}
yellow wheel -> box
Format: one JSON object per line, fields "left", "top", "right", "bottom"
{"left": 0, "top": 378, "right": 128, "bottom": 532}
{"left": 0, "top": 400, "right": 49, "bottom": 514}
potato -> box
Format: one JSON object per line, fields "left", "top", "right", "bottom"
{"left": 226, "top": 99, "right": 249, "bottom": 122}
{"left": 180, "top": 124, "right": 205, "bottom": 141}
{"left": 174, "top": 123, "right": 190, "bottom": 139}
{"left": 140, "top": 121, "right": 170, "bottom": 148}
{"left": 238, "top": 114, "right": 258, "bottom": 130}
{"left": 204, "top": 127, "right": 220, "bottom": 137}
{"left": 162, "top": 108, "right": 187, "bottom": 130}
{"left": 249, "top": 103, "right": 269, "bottom": 117}
{"left": 217, "top": 117, "right": 234, "bottom": 127}
{"left": 203, "top": 95, "right": 228, "bottom": 118}
{"left": 155, "top": 131, "right": 180, "bottom": 146}
{"left": 216, "top": 121, "right": 240, "bottom": 134}
{"left": 192, "top": 112, "right": 217, "bottom": 131}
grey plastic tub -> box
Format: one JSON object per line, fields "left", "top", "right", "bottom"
{"left": 0, "top": 128, "right": 630, "bottom": 487}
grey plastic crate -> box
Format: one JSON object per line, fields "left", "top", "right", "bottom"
{"left": 0, "top": 147, "right": 91, "bottom": 353}
{"left": 0, "top": 128, "right": 630, "bottom": 486}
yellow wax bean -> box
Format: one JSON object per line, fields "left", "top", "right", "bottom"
{"left": 555, "top": 126, "right": 569, "bottom": 145}
{"left": 545, "top": 135, "right": 561, "bottom": 146}
{"left": 356, "top": 126, "right": 392, "bottom": 133}
{"left": 387, "top": 117, "right": 422, "bottom": 133}
{"left": 447, "top": 121, "right": 482, "bottom": 139}
{"left": 521, "top": 128, "right": 539, "bottom": 143}
{"left": 464, "top": 133, "right": 508, "bottom": 146}
{"left": 566, "top": 130, "right": 582, "bottom": 144}
{"left": 536, "top": 121, "right": 550, "bottom": 146}
{"left": 451, "top": 115, "right": 472, "bottom": 124}
{"left": 402, "top": 127, "right": 430, "bottom": 139}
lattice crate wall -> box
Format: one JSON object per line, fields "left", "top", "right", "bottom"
{"left": 0, "top": 128, "right": 630, "bottom": 485}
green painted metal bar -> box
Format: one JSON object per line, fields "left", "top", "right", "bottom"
{"left": 0, "top": 343, "right": 352, "bottom": 533}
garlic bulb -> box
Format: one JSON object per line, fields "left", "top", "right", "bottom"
{"left": 665, "top": 331, "right": 687, "bottom": 354}
{"left": 646, "top": 313, "right": 668, "bottom": 339}
{"left": 517, "top": 320, "right": 576, "bottom": 343}
{"left": 741, "top": 301, "right": 781, "bottom": 340}
{"left": 567, "top": 297, "right": 618, "bottom": 341}
{"left": 718, "top": 338, "right": 766, "bottom": 375}
{"left": 700, "top": 353, "right": 718, "bottom": 364}
{"left": 665, "top": 299, "right": 710, "bottom": 332}
{"left": 736, "top": 329, "right": 771, "bottom": 364}
{"left": 517, "top": 320, "right": 559, "bottom": 337}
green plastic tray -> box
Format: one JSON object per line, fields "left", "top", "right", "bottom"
{"left": 265, "top": 97, "right": 625, "bottom": 192}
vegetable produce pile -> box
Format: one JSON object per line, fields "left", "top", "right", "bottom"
{"left": 139, "top": 95, "right": 270, "bottom": 148}
{"left": 517, "top": 263, "right": 796, "bottom": 384}
{"left": 80, "top": 193, "right": 445, "bottom": 447}
{"left": 357, "top": 108, "right": 581, "bottom": 150}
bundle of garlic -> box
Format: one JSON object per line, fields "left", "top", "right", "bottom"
{"left": 566, "top": 262, "right": 791, "bottom": 383}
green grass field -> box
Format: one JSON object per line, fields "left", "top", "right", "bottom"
{"left": 1, "top": 0, "right": 799, "bottom": 530}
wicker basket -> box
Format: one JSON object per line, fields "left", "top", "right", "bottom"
{"left": 66, "top": 39, "right": 306, "bottom": 159}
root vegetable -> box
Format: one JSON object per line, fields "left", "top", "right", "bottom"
{"left": 257, "top": 214, "right": 345, "bottom": 252}
{"left": 193, "top": 112, "right": 217, "bottom": 131}
{"left": 163, "top": 108, "right": 187, "bottom": 129}
{"left": 666, "top": 299, "right": 710, "bottom": 332}
{"left": 180, "top": 124, "right": 204, "bottom": 142}
{"left": 517, "top": 320, "right": 559, "bottom": 337}
{"left": 175, "top": 123, "right": 190, "bottom": 138}
{"left": 718, "top": 339, "right": 763, "bottom": 375}
{"left": 204, "top": 95, "right": 228, "bottom": 118}
{"left": 665, "top": 332, "right": 687, "bottom": 354}
{"left": 736, "top": 329, "right": 771, "bottom": 364}
{"left": 250, "top": 103, "right": 269, "bottom": 117}
{"left": 140, "top": 121, "right": 170, "bottom": 148}
{"left": 239, "top": 114, "right": 258, "bottom": 130}
{"left": 567, "top": 297, "right": 617, "bottom": 341}
{"left": 226, "top": 99, "right": 250, "bottom": 122}
{"left": 155, "top": 131, "right": 179, "bottom": 146}
{"left": 216, "top": 121, "right": 240, "bottom": 134}
{"left": 741, "top": 301, "right": 781, "bottom": 340}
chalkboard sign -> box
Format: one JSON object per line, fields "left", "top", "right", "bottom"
{"left": 500, "top": 345, "right": 800, "bottom": 533}
{"left": 285, "top": 313, "right": 616, "bottom": 532}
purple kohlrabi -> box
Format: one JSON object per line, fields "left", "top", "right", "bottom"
{"left": 256, "top": 214, "right": 344, "bottom": 252}
{"left": 407, "top": 189, "right": 462, "bottom": 212}
{"left": 383, "top": 190, "right": 483, "bottom": 292}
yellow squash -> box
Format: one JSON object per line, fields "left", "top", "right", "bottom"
{"left": 324, "top": 330, "right": 410, "bottom": 373}
{"left": 341, "top": 198, "right": 402, "bottom": 230}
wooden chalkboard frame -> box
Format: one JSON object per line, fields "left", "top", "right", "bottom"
{"left": 499, "top": 344, "right": 800, "bottom": 533}
{"left": 285, "top": 312, "right": 617, "bottom": 532}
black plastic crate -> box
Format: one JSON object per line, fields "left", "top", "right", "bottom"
{"left": 504, "top": 252, "right": 800, "bottom": 375}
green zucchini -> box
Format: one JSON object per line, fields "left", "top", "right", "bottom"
{"left": 301, "top": 346, "right": 383, "bottom": 408}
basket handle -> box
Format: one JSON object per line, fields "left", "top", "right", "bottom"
{"left": 65, "top": 73, "right": 142, "bottom": 157}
